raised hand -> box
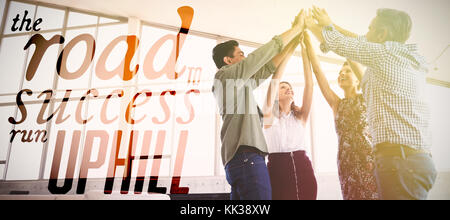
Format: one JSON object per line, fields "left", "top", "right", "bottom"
{"left": 305, "top": 9, "right": 317, "bottom": 30}
{"left": 312, "top": 6, "right": 332, "bottom": 27}
{"left": 292, "top": 9, "right": 306, "bottom": 31}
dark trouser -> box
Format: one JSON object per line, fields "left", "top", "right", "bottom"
{"left": 374, "top": 144, "right": 437, "bottom": 200}
{"left": 268, "top": 150, "right": 317, "bottom": 200}
{"left": 225, "top": 146, "right": 272, "bottom": 200}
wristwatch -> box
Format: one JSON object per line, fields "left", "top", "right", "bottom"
{"left": 324, "top": 25, "right": 334, "bottom": 31}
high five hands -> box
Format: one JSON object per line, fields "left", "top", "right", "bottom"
{"left": 292, "top": 9, "right": 307, "bottom": 31}
{"left": 293, "top": 6, "right": 334, "bottom": 43}
{"left": 311, "top": 6, "right": 332, "bottom": 27}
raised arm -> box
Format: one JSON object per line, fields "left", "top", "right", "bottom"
{"left": 306, "top": 8, "right": 326, "bottom": 43}
{"left": 334, "top": 24, "right": 359, "bottom": 38}
{"left": 308, "top": 7, "right": 386, "bottom": 69}
{"left": 272, "top": 9, "right": 306, "bottom": 67}
{"left": 298, "top": 33, "right": 314, "bottom": 125}
{"left": 263, "top": 36, "right": 300, "bottom": 128}
{"left": 251, "top": 33, "right": 304, "bottom": 85}
{"left": 307, "top": 7, "right": 358, "bottom": 40}
{"left": 303, "top": 27, "right": 340, "bottom": 114}
{"left": 221, "top": 10, "right": 306, "bottom": 83}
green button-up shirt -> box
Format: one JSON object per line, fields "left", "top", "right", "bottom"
{"left": 213, "top": 36, "right": 284, "bottom": 166}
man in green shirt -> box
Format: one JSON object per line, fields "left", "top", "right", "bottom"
{"left": 212, "top": 10, "right": 306, "bottom": 200}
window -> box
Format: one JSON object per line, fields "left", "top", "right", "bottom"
{"left": 0, "top": 35, "right": 28, "bottom": 94}
{"left": 4, "top": 1, "right": 350, "bottom": 183}
{"left": 0, "top": 0, "right": 127, "bottom": 181}
{"left": 136, "top": 23, "right": 219, "bottom": 177}
{"left": 0, "top": 106, "right": 15, "bottom": 161}
{"left": 137, "top": 26, "right": 178, "bottom": 86}
{"left": 43, "top": 99, "right": 85, "bottom": 180}
{"left": 311, "top": 88, "right": 339, "bottom": 173}
{"left": 90, "top": 24, "right": 128, "bottom": 88}
{"left": 6, "top": 104, "right": 47, "bottom": 180}
{"left": 22, "top": 31, "right": 61, "bottom": 91}
{"left": 0, "top": 0, "right": 6, "bottom": 28}
{"left": 56, "top": 27, "right": 96, "bottom": 90}
{"left": 173, "top": 91, "right": 216, "bottom": 177}
{"left": 35, "top": 6, "right": 64, "bottom": 31}
{"left": 3, "top": 1, "right": 35, "bottom": 35}
{"left": 67, "top": 11, "right": 97, "bottom": 28}
{"left": 0, "top": 164, "right": 4, "bottom": 180}
{"left": 427, "top": 84, "right": 450, "bottom": 172}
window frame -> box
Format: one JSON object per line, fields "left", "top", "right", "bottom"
{"left": 0, "top": 0, "right": 128, "bottom": 181}
{"left": 0, "top": 0, "right": 350, "bottom": 182}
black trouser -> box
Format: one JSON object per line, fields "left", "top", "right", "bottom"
{"left": 268, "top": 150, "right": 317, "bottom": 200}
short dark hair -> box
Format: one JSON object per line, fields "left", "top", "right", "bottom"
{"left": 212, "top": 40, "right": 239, "bottom": 69}
{"left": 375, "top": 8, "right": 412, "bottom": 43}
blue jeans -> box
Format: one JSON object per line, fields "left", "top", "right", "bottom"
{"left": 374, "top": 153, "right": 437, "bottom": 200}
{"left": 225, "top": 151, "right": 272, "bottom": 200}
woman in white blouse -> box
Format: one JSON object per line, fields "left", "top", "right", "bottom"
{"left": 262, "top": 33, "right": 316, "bottom": 200}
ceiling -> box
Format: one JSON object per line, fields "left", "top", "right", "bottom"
{"left": 31, "top": 0, "right": 450, "bottom": 83}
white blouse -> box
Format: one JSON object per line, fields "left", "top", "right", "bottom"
{"left": 263, "top": 111, "right": 307, "bottom": 154}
